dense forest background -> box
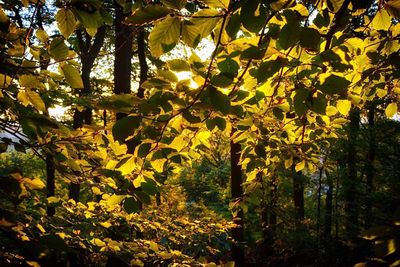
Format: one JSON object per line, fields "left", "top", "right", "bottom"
{"left": 0, "top": 0, "right": 400, "bottom": 266}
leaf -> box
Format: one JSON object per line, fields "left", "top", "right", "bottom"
{"left": 218, "top": 58, "right": 239, "bottom": 77}
{"left": 106, "top": 194, "right": 125, "bottom": 206}
{"left": 112, "top": 116, "right": 141, "bottom": 142}
{"left": 72, "top": 8, "right": 103, "bottom": 36}
{"left": 204, "top": 86, "right": 231, "bottom": 114}
{"left": 151, "top": 158, "right": 166, "bottom": 172}
{"left": 372, "top": 10, "right": 391, "bottom": 31}
{"left": 300, "top": 27, "right": 321, "bottom": 51}
{"left": 319, "top": 74, "right": 350, "bottom": 95}
{"left": 18, "top": 90, "right": 46, "bottom": 112}
{"left": 295, "top": 161, "right": 305, "bottom": 172}
{"left": 24, "top": 177, "right": 45, "bottom": 190}
{"left": 200, "top": 0, "right": 229, "bottom": 9}
{"left": 48, "top": 37, "right": 69, "bottom": 60}
{"left": 240, "top": 1, "right": 267, "bottom": 33}
{"left": 124, "top": 197, "right": 140, "bottom": 213}
{"left": 336, "top": 99, "right": 351, "bottom": 116}
{"left": 125, "top": 5, "right": 172, "bottom": 25}
{"left": 56, "top": 9, "right": 76, "bottom": 39}
{"left": 149, "top": 16, "right": 181, "bottom": 57}
{"left": 181, "top": 9, "right": 221, "bottom": 47}
{"left": 92, "top": 238, "right": 106, "bottom": 247}
{"left": 116, "top": 156, "right": 135, "bottom": 175}
{"left": 161, "top": 0, "right": 187, "bottom": 9}
{"left": 167, "top": 59, "right": 191, "bottom": 71}
{"left": 257, "top": 58, "right": 286, "bottom": 83}
{"left": 36, "top": 29, "right": 49, "bottom": 42}
{"left": 285, "top": 157, "right": 293, "bottom": 169}
{"left": 226, "top": 13, "right": 241, "bottom": 38}
{"left": 60, "top": 63, "right": 84, "bottom": 89}
{"left": 277, "top": 22, "right": 301, "bottom": 50}
{"left": 309, "top": 93, "right": 327, "bottom": 115}
{"left": 385, "top": 103, "right": 397, "bottom": 118}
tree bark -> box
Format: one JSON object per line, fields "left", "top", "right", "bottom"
{"left": 230, "top": 128, "right": 245, "bottom": 267}
{"left": 344, "top": 107, "right": 360, "bottom": 240}
{"left": 293, "top": 170, "right": 305, "bottom": 231}
{"left": 324, "top": 171, "right": 333, "bottom": 241}
{"left": 365, "top": 102, "right": 375, "bottom": 228}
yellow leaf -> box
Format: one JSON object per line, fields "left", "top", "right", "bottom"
{"left": 17, "top": 91, "right": 30, "bottom": 107}
{"left": 385, "top": 103, "right": 397, "bottom": 118}
{"left": 26, "top": 261, "right": 41, "bottom": 267}
{"left": 148, "top": 241, "right": 158, "bottom": 251}
{"left": 24, "top": 177, "right": 45, "bottom": 190}
{"left": 295, "top": 161, "right": 305, "bottom": 172}
{"left": 336, "top": 99, "right": 351, "bottom": 116}
{"left": 284, "top": 157, "right": 293, "bottom": 169}
{"left": 150, "top": 158, "right": 166, "bottom": 173}
{"left": 36, "top": 224, "right": 46, "bottom": 233}
{"left": 200, "top": 0, "right": 229, "bottom": 9}
{"left": 326, "top": 106, "right": 338, "bottom": 116}
{"left": 92, "top": 186, "right": 102, "bottom": 195}
{"left": 47, "top": 196, "right": 60, "bottom": 204}
{"left": 372, "top": 10, "right": 391, "bottom": 31}
{"left": 105, "top": 194, "right": 125, "bottom": 206}
{"left": 100, "top": 221, "right": 112, "bottom": 228}
{"left": 92, "top": 238, "right": 106, "bottom": 247}
{"left": 117, "top": 156, "right": 136, "bottom": 175}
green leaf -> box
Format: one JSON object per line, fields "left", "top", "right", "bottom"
{"left": 205, "top": 86, "right": 231, "bottom": 114}
{"left": 48, "top": 37, "right": 69, "bottom": 61}
{"left": 385, "top": 103, "right": 397, "bottom": 118}
{"left": 125, "top": 5, "right": 172, "bottom": 25}
{"left": 318, "top": 74, "right": 350, "bottom": 95}
{"left": 200, "top": 0, "right": 229, "bottom": 9}
{"left": 210, "top": 73, "right": 233, "bottom": 87}
{"left": 72, "top": 8, "right": 103, "bottom": 36}
{"left": 149, "top": 16, "right": 181, "bottom": 57}
{"left": 257, "top": 58, "right": 286, "bottom": 83}
{"left": 218, "top": 58, "right": 239, "bottom": 77}
{"left": 167, "top": 59, "right": 191, "bottom": 71}
{"left": 112, "top": 116, "right": 142, "bottom": 142}
{"left": 161, "top": 0, "right": 187, "bottom": 9}
{"left": 124, "top": 197, "right": 140, "bottom": 213}
{"left": 226, "top": 13, "right": 241, "bottom": 38}
{"left": 240, "top": 0, "right": 266, "bottom": 33}
{"left": 300, "top": 27, "right": 321, "bottom": 51}
{"left": 309, "top": 93, "right": 327, "bottom": 115}
{"left": 277, "top": 22, "right": 301, "bottom": 50}
{"left": 60, "top": 63, "right": 84, "bottom": 89}
{"left": 138, "top": 143, "right": 152, "bottom": 157}
{"left": 293, "top": 87, "right": 310, "bottom": 116}
{"left": 206, "top": 117, "right": 226, "bottom": 130}
{"left": 56, "top": 8, "right": 76, "bottom": 39}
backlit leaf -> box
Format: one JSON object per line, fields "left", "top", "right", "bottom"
{"left": 125, "top": 5, "right": 172, "bottom": 25}
{"left": 112, "top": 116, "right": 141, "bottom": 142}
{"left": 56, "top": 9, "right": 76, "bottom": 39}
{"left": 60, "top": 63, "right": 84, "bottom": 89}
{"left": 385, "top": 103, "right": 397, "bottom": 118}
{"left": 149, "top": 16, "right": 181, "bottom": 57}
{"left": 372, "top": 10, "right": 391, "bottom": 31}
{"left": 337, "top": 99, "right": 351, "bottom": 116}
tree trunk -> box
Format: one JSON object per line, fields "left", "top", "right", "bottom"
{"left": 230, "top": 128, "right": 245, "bottom": 267}
{"left": 114, "top": 1, "right": 132, "bottom": 120}
{"left": 324, "top": 171, "right": 333, "bottom": 241}
{"left": 293, "top": 170, "right": 305, "bottom": 231}
{"left": 365, "top": 103, "right": 375, "bottom": 228}
{"left": 261, "top": 174, "right": 277, "bottom": 256}
{"left": 344, "top": 107, "right": 360, "bottom": 240}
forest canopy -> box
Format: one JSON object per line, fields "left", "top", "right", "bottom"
{"left": 0, "top": 0, "right": 400, "bottom": 266}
